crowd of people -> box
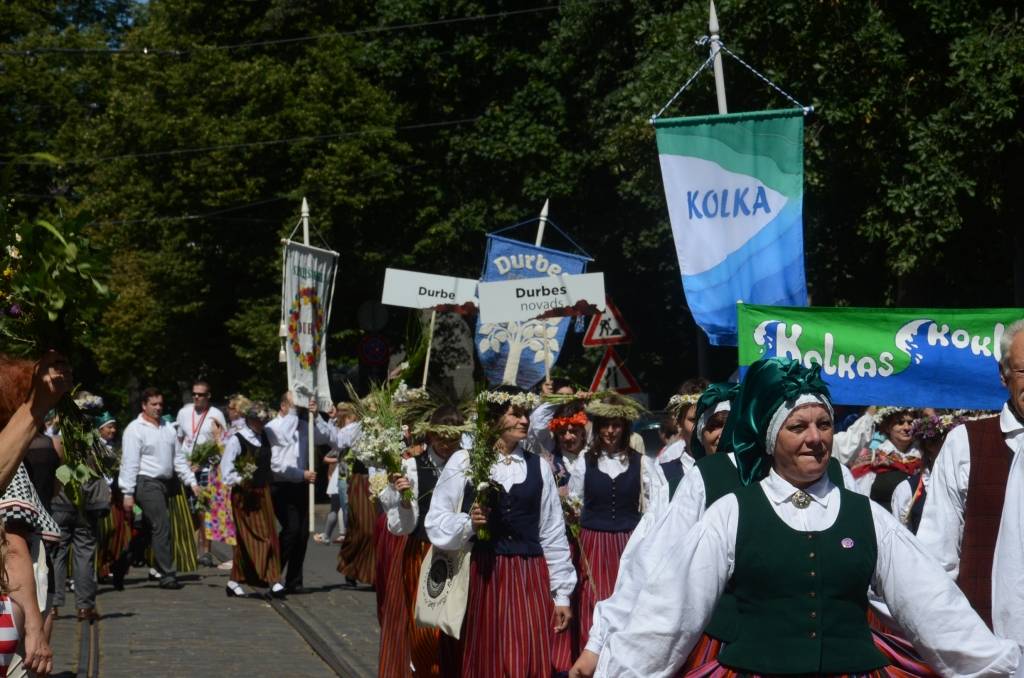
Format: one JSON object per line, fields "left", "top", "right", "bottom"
{"left": 0, "top": 317, "right": 1022, "bottom": 677}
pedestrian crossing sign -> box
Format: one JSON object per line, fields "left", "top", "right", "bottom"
{"left": 582, "top": 297, "right": 633, "bottom": 347}
{"left": 589, "top": 347, "right": 641, "bottom": 394}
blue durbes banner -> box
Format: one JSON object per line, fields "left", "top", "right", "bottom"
{"left": 476, "top": 234, "right": 589, "bottom": 388}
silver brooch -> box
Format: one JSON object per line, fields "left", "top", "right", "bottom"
{"left": 791, "top": 490, "right": 812, "bottom": 509}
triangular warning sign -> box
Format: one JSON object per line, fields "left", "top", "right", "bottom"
{"left": 589, "top": 347, "right": 641, "bottom": 394}
{"left": 583, "top": 297, "right": 633, "bottom": 347}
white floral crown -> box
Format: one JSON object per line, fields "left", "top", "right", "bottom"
{"left": 476, "top": 390, "right": 540, "bottom": 410}
{"left": 872, "top": 406, "right": 912, "bottom": 425}
{"left": 667, "top": 393, "right": 700, "bottom": 414}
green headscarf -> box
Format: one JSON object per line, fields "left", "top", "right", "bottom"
{"left": 730, "top": 358, "right": 833, "bottom": 486}
{"left": 93, "top": 411, "right": 116, "bottom": 429}
{"left": 688, "top": 382, "right": 741, "bottom": 460}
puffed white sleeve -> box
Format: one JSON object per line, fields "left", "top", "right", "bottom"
{"left": 567, "top": 453, "right": 587, "bottom": 501}
{"left": 220, "top": 435, "right": 242, "bottom": 487}
{"left": 537, "top": 456, "right": 576, "bottom": 606}
{"left": 839, "top": 460, "right": 857, "bottom": 490}
{"left": 587, "top": 466, "right": 709, "bottom": 654}
{"left": 118, "top": 426, "right": 142, "bottom": 495}
{"left": 173, "top": 433, "right": 198, "bottom": 487}
{"left": 424, "top": 450, "right": 474, "bottom": 551}
{"left": 890, "top": 476, "right": 914, "bottom": 524}
{"left": 869, "top": 502, "right": 1021, "bottom": 677}
{"left": 916, "top": 425, "right": 970, "bottom": 579}
{"left": 833, "top": 412, "right": 875, "bottom": 465}
{"left": 597, "top": 494, "right": 737, "bottom": 677}
{"left": 527, "top": 403, "right": 556, "bottom": 455}
{"left": 382, "top": 456, "right": 418, "bottom": 536}
{"left": 641, "top": 455, "right": 669, "bottom": 516}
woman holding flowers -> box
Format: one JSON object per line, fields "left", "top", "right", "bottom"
{"left": 568, "top": 393, "right": 668, "bottom": 652}
{"left": 220, "top": 402, "right": 281, "bottom": 598}
{"left": 425, "top": 385, "right": 576, "bottom": 677}
{"left": 378, "top": 404, "right": 469, "bottom": 678}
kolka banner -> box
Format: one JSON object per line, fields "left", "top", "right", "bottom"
{"left": 281, "top": 241, "right": 339, "bottom": 409}
{"left": 738, "top": 304, "right": 1024, "bottom": 409}
{"left": 476, "top": 234, "right": 590, "bottom": 388}
{"left": 654, "top": 108, "right": 808, "bottom": 346}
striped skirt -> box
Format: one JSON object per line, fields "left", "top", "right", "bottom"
{"left": 96, "top": 496, "right": 132, "bottom": 577}
{"left": 378, "top": 538, "right": 442, "bottom": 678}
{"left": 461, "top": 550, "right": 554, "bottom": 678}
{"left": 867, "top": 610, "right": 938, "bottom": 677}
{"left": 677, "top": 629, "right": 935, "bottom": 677}
{"left": 230, "top": 485, "right": 281, "bottom": 587}
{"left": 170, "top": 483, "right": 198, "bottom": 573}
{"left": 337, "top": 473, "right": 375, "bottom": 583}
{"left": 577, "top": 528, "right": 632, "bottom": 651}
{"left": 374, "top": 511, "right": 406, "bottom": 627}
{"left": 550, "top": 538, "right": 580, "bottom": 674}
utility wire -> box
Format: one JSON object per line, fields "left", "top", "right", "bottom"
{"left": 0, "top": 116, "right": 482, "bottom": 167}
{"left": 0, "top": 0, "right": 619, "bottom": 57}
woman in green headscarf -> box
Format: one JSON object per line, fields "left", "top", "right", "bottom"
{"left": 594, "top": 358, "right": 1020, "bottom": 678}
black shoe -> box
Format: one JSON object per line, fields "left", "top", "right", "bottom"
{"left": 344, "top": 577, "right": 357, "bottom": 587}
{"left": 148, "top": 571, "right": 162, "bottom": 582}
{"left": 285, "top": 585, "right": 308, "bottom": 595}
{"left": 159, "top": 577, "right": 184, "bottom": 590}
{"left": 269, "top": 587, "right": 287, "bottom": 600}
{"left": 225, "top": 585, "right": 246, "bottom": 598}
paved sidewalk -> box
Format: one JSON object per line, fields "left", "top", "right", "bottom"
{"left": 44, "top": 503, "right": 381, "bottom": 677}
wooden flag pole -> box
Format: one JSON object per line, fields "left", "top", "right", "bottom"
{"left": 422, "top": 309, "right": 437, "bottom": 389}
{"left": 302, "top": 197, "right": 316, "bottom": 532}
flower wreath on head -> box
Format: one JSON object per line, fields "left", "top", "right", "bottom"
{"left": 910, "top": 413, "right": 965, "bottom": 441}
{"left": 667, "top": 393, "right": 701, "bottom": 416}
{"left": 548, "top": 410, "right": 589, "bottom": 432}
{"left": 412, "top": 421, "right": 474, "bottom": 439}
{"left": 872, "top": 406, "right": 912, "bottom": 426}
{"left": 287, "top": 287, "right": 325, "bottom": 370}
{"left": 476, "top": 390, "right": 541, "bottom": 411}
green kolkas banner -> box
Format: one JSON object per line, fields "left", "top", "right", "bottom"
{"left": 737, "top": 304, "right": 1024, "bottom": 408}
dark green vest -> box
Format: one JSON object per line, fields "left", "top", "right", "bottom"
{"left": 718, "top": 484, "right": 888, "bottom": 675}
{"left": 697, "top": 454, "right": 848, "bottom": 642}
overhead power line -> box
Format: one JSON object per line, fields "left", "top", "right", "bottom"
{"left": 0, "top": 0, "right": 619, "bottom": 57}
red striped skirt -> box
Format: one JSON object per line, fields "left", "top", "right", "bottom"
{"left": 461, "top": 550, "right": 554, "bottom": 678}
{"left": 577, "top": 527, "right": 632, "bottom": 651}
{"left": 676, "top": 628, "right": 935, "bottom": 677}
{"left": 97, "top": 495, "right": 132, "bottom": 577}
{"left": 375, "top": 511, "right": 407, "bottom": 628}
{"left": 550, "top": 538, "right": 580, "bottom": 673}
{"left": 0, "top": 594, "right": 17, "bottom": 677}
{"left": 378, "top": 538, "right": 442, "bottom": 678}
{"left": 230, "top": 485, "right": 281, "bottom": 587}
{"left": 867, "top": 609, "right": 938, "bottom": 677}
{"left": 338, "top": 472, "right": 376, "bottom": 583}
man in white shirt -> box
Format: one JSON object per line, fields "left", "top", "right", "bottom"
{"left": 918, "top": 318, "right": 1024, "bottom": 642}
{"left": 119, "top": 387, "right": 200, "bottom": 589}
{"left": 175, "top": 379, "right": 227, "bottom": 566}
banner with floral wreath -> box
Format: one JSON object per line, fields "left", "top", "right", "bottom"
{"left": 280, "top": 241, "right": 339, "bottom": 409}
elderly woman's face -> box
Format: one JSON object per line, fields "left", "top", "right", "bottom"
{"left": 773, "top": 404, "right": 833, "bottom": 487}
{"left": 701, "top": 411, "right": 729, "bottom": 455}
{"left": 556, "top": 424, "right": 587, "bottom": 455}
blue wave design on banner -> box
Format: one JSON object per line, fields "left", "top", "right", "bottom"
{"left": 684, "top": 199, "right": 807, "bottom": 346}
{"left": 477, "top": 235, "right": 589, "bottom": 388}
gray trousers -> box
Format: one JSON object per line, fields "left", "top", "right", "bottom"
{"left": 135, "top": 476, "right": 176, "bottom": 579}
{"left": 51, "top": 509, "right": 101, "bottom": 609}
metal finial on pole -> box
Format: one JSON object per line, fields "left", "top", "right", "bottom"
{"left": 535, "top": 198, "right": 549, "bottom": 247}
{"left": 709, "top": 0, "right": 728, "bottom": 115}
{"left": 301, "top": 196, "right": 311, "bottom": 246}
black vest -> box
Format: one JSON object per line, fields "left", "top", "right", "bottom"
{"left": 412, "top": 452, "right": 442, "bottom": 542}
{"left": 581, "top": 452, "right": 642, "bottom": 533}
{"left": 235, "top": 431, "right": 272, "bottom": 487}
{"left": 660, "top": 457, "right": 685, "bottom": 499}
{"left": 474, "top": 451, "right": 545, "bottom": 557}
{"left": 903, "top": 473, "right": 926, "bottom": 534}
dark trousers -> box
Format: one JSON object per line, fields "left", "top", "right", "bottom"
{"left": 135, "top": 476, "right": 176, "bottom": 578}
{"left": 271, "top": 481, "right": 309, "bottom": 589}
{"left": 52, "top": 509, "right": 103, "bottom": 609}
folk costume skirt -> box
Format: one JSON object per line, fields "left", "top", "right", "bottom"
{"left": 461, "top": 550, "right": 554, "bottom": 678}
{"left": 169, "top": 482, "right": 198, "bottom": 573}
{"left": 230, "top": 485, "right": 281, "bottom": 587}
{"left": 374, "top": 511, "right": 405, "bottom": 625}
{"left": 577, "top": 527, "right": 632, "bottom": 651}
{"left": 550, "top": 537, "right": 580, "bottom": 674}
{"left": 203, "top": 465, "right": 237, "bottom": 546}
{"left": 337, "top": 472, "right": 375, "bottom": 583}
{"left": 96, "top": 493, "right": 131, "bottom": 577}
{"left": 377, "top": 538, "right": 442, "bottom": 678}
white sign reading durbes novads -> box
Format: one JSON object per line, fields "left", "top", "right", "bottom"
{"left": 477, "top": 272, "right": 606, "bottom": 324}
{"left": 382, "top": 268, "right": 479, "bottom": 311}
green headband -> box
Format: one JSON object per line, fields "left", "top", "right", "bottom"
{"left": 688, "top": 382, "right": 741, "bottom": 460}
{"left": 730, "top": 358, "right": 832, "bottom": 486}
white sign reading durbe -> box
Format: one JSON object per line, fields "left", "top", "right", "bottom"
{"left": 382, "top": 268, "right": 479, "bottom": 310}
{"left": 478, "top": 272, "right": 606, "bottom": 324}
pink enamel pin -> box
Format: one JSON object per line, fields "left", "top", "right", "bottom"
{"left": 841, "top": 538, "right": 855, "bottom": 549}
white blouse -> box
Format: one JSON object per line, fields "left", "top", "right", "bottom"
{"left": 567, "top": 450, "right": 668, "bottom": 516}
{"left": 596, "top": 469, "right": 1022, "bottom": 678}
{"left": 220, "top": 425, "right": 261, "bottom": 487}
{"left": 380, "top": 447, "right": 450, "bottom": 536}
{"left": 656, "top": 438, "right": 696, "bottom": 472}
{"left": 423, "top": 445, "right": 577, "bottom": 606}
